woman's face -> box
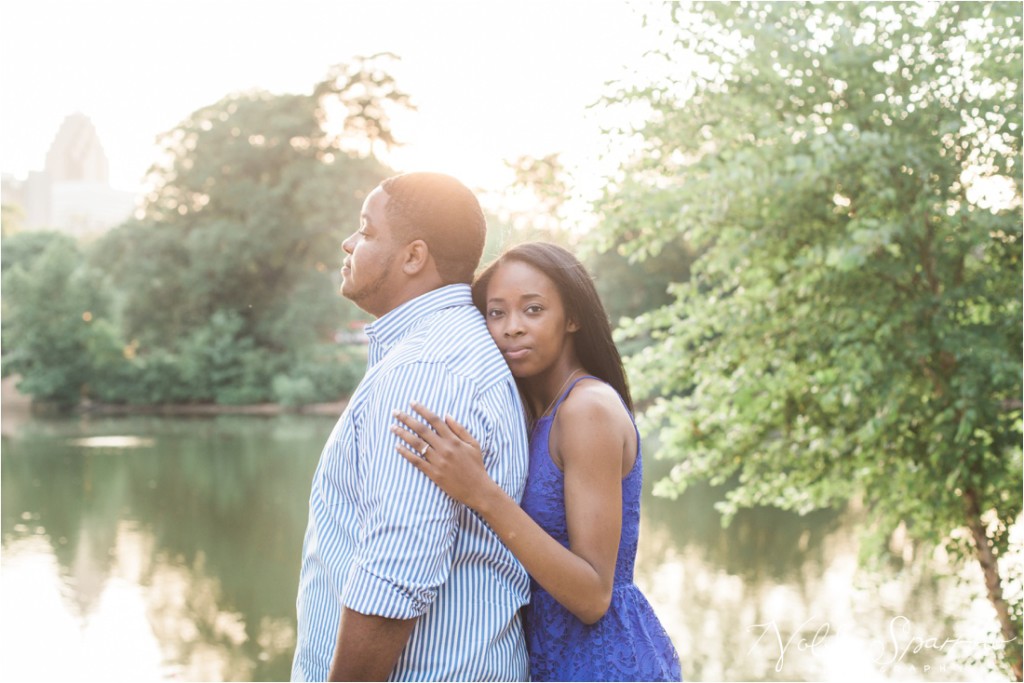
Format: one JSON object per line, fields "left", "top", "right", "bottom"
{"left": 482, "top": 260, "right": 578, "bottom": 379}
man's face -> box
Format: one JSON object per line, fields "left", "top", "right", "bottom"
{"left": 340, "top": 186, "right": 401, "bottom": 317}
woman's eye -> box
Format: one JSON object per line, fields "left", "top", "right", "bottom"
{"left": 525, "top": 305, "right": 543, "bottom": 314}
{"left": 487, "top": 309, "right": 505, "bottom": 319}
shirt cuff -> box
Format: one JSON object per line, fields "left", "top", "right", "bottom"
{"left": 343, "top": 562, "right": 436, "bottom": 620}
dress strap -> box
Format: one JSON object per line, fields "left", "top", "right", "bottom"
{"left": 550, "top": 374, "right": 599, "bottom": 416}
{"left": 551, "top": 375, "right": 641, "bottom": 453}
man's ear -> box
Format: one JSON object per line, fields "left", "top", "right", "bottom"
{"left": 401, "top": 239, "right": 430, "bottom": 275}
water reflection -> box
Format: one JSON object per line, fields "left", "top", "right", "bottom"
{"left": 2, "top": 415, "right": 328, "bottom": 681}
{"left": 0, "top": 415, "right": 1005, "bottom": 681}
{"left": 635, "top": 457, "right": 998, "bottom": 681}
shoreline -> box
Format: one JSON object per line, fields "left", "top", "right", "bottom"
{"left": 1, "top": 375, "right": 346, "bottom": 428}
{"left": 76, "top": 399, "right": 347, "bottom": 417}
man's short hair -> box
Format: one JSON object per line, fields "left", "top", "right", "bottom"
{"left": 381, "top": 172, "right": 486, "bottom": 284}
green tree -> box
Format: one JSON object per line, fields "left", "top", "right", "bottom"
{"left": 598, "top": 2, "right": 1022, "bottom": 677}
{"left": 587, "top": 237, "right": 694, "bottom": 337}
{"left": 2, "top": 229, "right": 67, "bottom": 273}
{"left": 82, "top": 56, "right": 406, "bottom": 404}
{"left": 2, "top": 57, "right": 406, "bottom": 408}
{"left": 97, "top": 55, "right": 402, "bottom": 351}
{"left": 501, "top": 153, "right": 695, "bottom": 347}
{"left": 504, "top": 153, "right": 571, "bottom": 239}
{"left": 1, "top": 233, "right": 108, "bottom": 408}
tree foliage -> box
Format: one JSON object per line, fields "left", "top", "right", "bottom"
{"left": 598, "top": 2, "right": 1022, "bottom": 676}
{"left": 98, "top": 56, "right": 400, "bottom": 351}
{"left": 4, "top": 57, "right": 404, "bottom": 407}
{"left": 1, "top": 232, "right": 108, "bottom": 408}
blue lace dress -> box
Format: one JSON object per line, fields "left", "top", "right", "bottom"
{"left": 521, "top": 376, "right": 682, "bottom": 681}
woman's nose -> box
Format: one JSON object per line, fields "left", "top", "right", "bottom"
{"left": 504, "top": 315, "right": 525, "bottom": 337}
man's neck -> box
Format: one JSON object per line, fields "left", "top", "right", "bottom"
{"left": 376, "top": 275, "right": 448, "bottom": 319}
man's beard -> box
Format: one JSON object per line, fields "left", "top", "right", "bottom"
{"left": 342, "top": 253, "right": 396, "bottom": 315}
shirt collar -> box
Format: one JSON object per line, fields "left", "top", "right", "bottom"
{"left": 365, "top": 284, "right": 474, "bottom": 357}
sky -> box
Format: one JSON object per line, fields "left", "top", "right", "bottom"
{"left": 0, "top": 0, "right": 666, "bottom": 218}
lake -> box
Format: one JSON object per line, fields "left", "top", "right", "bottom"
{"left": 0, "top": 410, "right": 1008, "bottom": 681}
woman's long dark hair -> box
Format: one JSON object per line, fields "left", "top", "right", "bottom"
{"left": 472, "top": 241, "right": 634, "bottom": 415}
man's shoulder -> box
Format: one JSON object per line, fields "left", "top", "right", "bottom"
{"left": 418, "top": 304, "right": 505, "bottom": 370}
{"left": 405, "top": 305, "right": 516, "bottom": 395}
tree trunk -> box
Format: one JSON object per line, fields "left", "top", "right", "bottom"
{"left": 964, "top": 487, "right": 1022, "bottom": 681}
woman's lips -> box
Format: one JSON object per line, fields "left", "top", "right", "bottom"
{"left": 503, "top": 347, "right": 530, "bottom": 361}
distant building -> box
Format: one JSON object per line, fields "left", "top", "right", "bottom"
{"left": 1, "top": 113, "right": 137, "bottom": 238}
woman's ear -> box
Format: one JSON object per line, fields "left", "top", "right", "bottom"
{"left": 567, "top": 318, "right": 581, "bottom": 333}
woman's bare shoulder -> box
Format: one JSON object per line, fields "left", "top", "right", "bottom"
{"left": 551, "top": 378, "right": 633, "bottom": 464}
{"left": 558, "top": 378, "right": 630, "bottom": 423}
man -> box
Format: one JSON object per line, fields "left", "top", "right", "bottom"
{"left": 292, "top": 172, "right": 530, "bottom": 681}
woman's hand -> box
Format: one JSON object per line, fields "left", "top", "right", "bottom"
{"left": 391, "top": 402, "right": 496, "bottom": 510}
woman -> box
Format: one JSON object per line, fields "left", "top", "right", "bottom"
{"left": 392, "top": 242, "right": 682, "bottom": 682}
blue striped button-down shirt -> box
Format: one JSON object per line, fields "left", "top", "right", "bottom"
{"left": 292, "top": 284, "right": 531, "bottom": 682}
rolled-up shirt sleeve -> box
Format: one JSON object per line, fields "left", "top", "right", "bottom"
{"left": 342, "top": 362, "right": 477, "bottom": 620}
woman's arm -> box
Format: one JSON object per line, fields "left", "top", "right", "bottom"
{"left": 392, "top": 386, "right": 630, "bottom": 624}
